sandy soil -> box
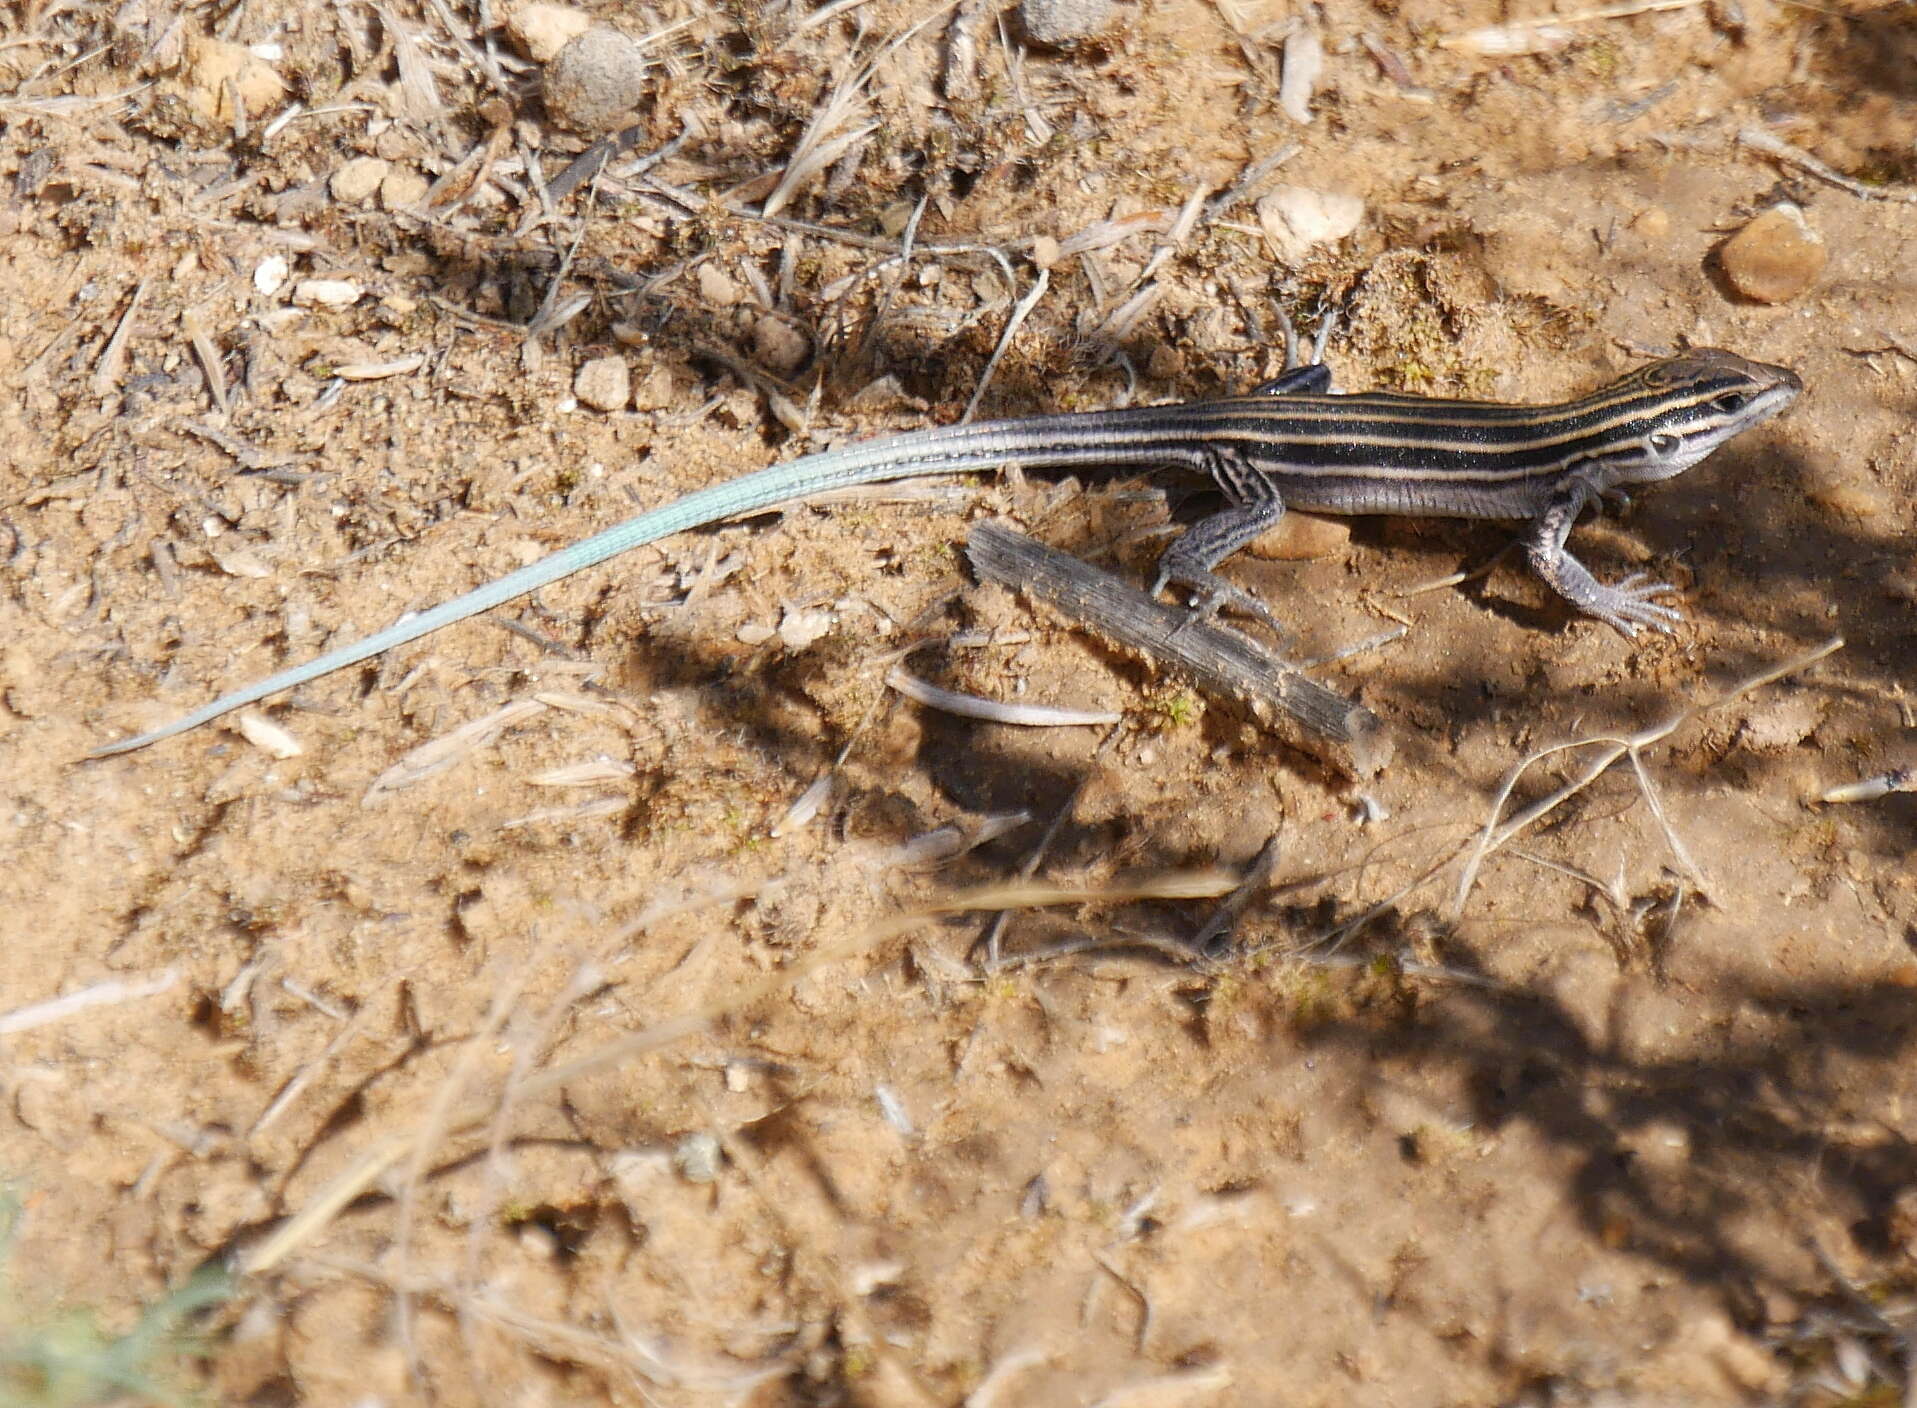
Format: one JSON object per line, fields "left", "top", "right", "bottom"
{"left": 3, "top": 0, "right": 1916, "bottom": 1403}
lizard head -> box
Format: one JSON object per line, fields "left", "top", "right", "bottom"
{"left": 1601, "top": 348, "right": 1802, "bottom": 484}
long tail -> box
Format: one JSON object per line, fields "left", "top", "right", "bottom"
{"left": 86, "top": 413, "right": 1167, "bottom": 757}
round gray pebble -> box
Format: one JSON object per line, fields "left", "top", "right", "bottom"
{"left": 1019, "top": 0, "right": 1115, "bottom": 45}
{"left": 543, "top": 24, "right": 649, "bottom": 134}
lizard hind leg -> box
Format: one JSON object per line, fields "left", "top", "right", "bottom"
{"left": 1150, "top": 448, "right": 1291, "bottom": 636}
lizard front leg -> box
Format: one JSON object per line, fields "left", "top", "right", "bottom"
{"left": 1522, "top": 478, "right": 1681, "bottom": 636}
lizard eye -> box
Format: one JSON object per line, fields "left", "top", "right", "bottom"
{"left": 1712, "top": 391, "right": 1751, "bottom": 414}
{"left": 1649, "top": 432, "right": 1682, "bottom": 457}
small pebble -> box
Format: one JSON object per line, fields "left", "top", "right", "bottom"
{"left": 672, "top": 1131, "right": 722, "bottom": 1184}
{"left": 236, "top": 711, "right": 303, "bottom": 760}
{"left": 573, "top": 354, "right": 630, "bottom": 412}
{"left": 1279, "top": 23, "right": 1323, "bottom": 124}
{"left": 1717, "top": 202, "right": 1825, "bottom": 305}
{"left": 507, "top": 0, "right": 592, "bottom": 62}
{"left": 379, "top": 167, "right": 430, "bottom": 210}
{"left": 330, "top": 156, "right": 388, "bottom": 205}
{"left": 182, "top": 34, "right": 284, "bottom": 122}
{"left": 753, "top": 314, "right": 809, "bottom": 376}
{"left": 1256, "top": 185, "right": 1365, "bottom": 262}
{"left": 631, "top": 365, "right": 676, "bottom": 410}
{"left": 1018, "top": 0, "right": 1114, "bottom": 45}
{"left": 292, "top": 279, "right": 362, "bottom": 308}
{"left": 1245, "top": 510, "right": 1350, "bottom": 561}
{"left": 543, "top": 24, "right": 650, "bottom": 134}
{"left": 252, "top": 255, "right": 289, "bottom": 296}
{"left": 696, "top": 263, "right": 742, "bottom": 308}
{"left": 776, "top": 606, "right": 835, "bottom": 651}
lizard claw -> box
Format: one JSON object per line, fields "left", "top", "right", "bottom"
{"left": 1152, "top": 567, "right": 1290, "bottom": 642}
{"left": 1587, "top": 573, "right": 1682, "bottom": 637}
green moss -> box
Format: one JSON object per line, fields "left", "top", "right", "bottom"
{"left": 0, "top": 1189, "right": 233, "bottom": 1408}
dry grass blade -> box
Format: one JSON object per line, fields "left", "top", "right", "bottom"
{"left": 91, "top": 276, "right": 146, "bottom": 395}
{"left": 363, "top": 699, "right": 551, "bottom": 800}
{"left": 181, "top": 308, "right": 227, "bottom": 417}
{"left": 240, "top": 870, "right": 1235, "bottom": 1276}
{"left": 1444, "top": 0, "right": 1706, "bottom": 54}
{"left": 1740, "top": 126, "right": 1917, "bottom": 205}
{"left": 0, "top": 969, "right": 178, "bottom": 1035}
{"left": 963, "top": 266, "right": 1048, "bottom": 422}
{"left": 886, "top": 665, "right": 1121, "bottom": 727}
{"left": 760, "top": 2, "right": 957, "bottom": 218}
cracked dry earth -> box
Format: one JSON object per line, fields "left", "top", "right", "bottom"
{"left": 2, "top": 1, "right": 1916, "bottom": 1404}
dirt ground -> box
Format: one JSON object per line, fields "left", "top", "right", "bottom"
{"left": 3, "top": 0, "right": 1916, "bottom": 1403}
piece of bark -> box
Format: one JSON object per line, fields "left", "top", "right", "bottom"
{"left": 966, "top": 521, "right": 1392, "bottom": 777}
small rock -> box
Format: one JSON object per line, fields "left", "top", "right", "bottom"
{"left": 330, "top": 156, "right": 389, "bottom": 205}
{"left": 1279, "top": 24, "right": 1323, "bottom": 125}
{"left": 292, "top": 279, "right": 362, "bottom": 309}
{"left": 507, "top": 0, "right": 592, "bottom": 62}
{"left": 379, "top": 167, "right": 430, "bottom": 210}
{"left": 1739, "top": 692, "right": 1824, "bottom": 753}
{"left": 1019, "top": 0, "right": 1114, "bottom": 45}
{"left": 1717, "top": 202, "right": 1826, "bottom": 305}
{"left": 573, "top": 355, "right": 630, "bottom": 412}
{"left": 631, "top": 365, "right": 676, "bottom": 410}
{"left": 753, "top": 315, "right": 809, "bottom": 376}
{"left": 672, "top": 1131, "right": 722, "bottom": 1184}
{"left": 236, "top": 711, "right": 303, "bottom": 760}
{"left": 182, "top": 34, "right": 285, "bottom": 122}
{"left": 1256, "top": 185, "right": 1365, "bottom": 262}
{"left": 543, "top": 24, "right": 649, "bottom": 134}
{"left": 777, "top": 606, "right": 835, "bottom": 651}
{"left": 1245, "top": 510, "right": 1350, "bottom": 561}
{"left": 252, "top": 255, "right": 289, "bottom": 296}
{"left": 696, "top": 263, "right": 742, "bottom": 308}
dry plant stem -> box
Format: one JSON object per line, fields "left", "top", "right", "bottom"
{"left": 962, "top": 266, "right": 1050, "bottom": 423}
{"left": 91, "top": 276, "right": 146, "bottom": 395}
{"left": 1740, "top": 127, "right": 1917, "bottom": 205}
{"left": 182, "top": 308, "right": 227, "bottom": 417}
{"left": 460, "top": 958, "right": 606, "bottom": 1371}
{"left": 240, "top": 872, "right": 1235, "bottom": 1276}
{"left": 390, "top": 939, "right": 552, "bottom": 1383}
{"left": 966, "top": 522, "right": 1392, "bottom": 777}
{"left": 697, "top": 1096, "right": 941, "bottom": 1405}
{"left": 1190, "top": 832, "right": 1282, "bottom": 954}
{"left": 248, "top": 1002, "right": 371, "bottom": 1138}
{"left": 761, "top": 3, "right": 959, "bottom": 218}
{"left": 886, "top": 665, "right": 1120, "bottom": 726}
{"left": 0, "top": 967, "right": 177, "bottom": 1035}
{"left": 1449, "top": 635, "right": 1844, "bottom": 917}
{"left": 1444, "top": 0, "right": 1704, "bottom": 46}
{"left": 850, "top": 192, "right": 929, "bottom": 369}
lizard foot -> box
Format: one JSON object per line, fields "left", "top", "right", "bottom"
{"left": 1151, "top": 566, "right": 1290, "bottom": 643}
{"left": 1585, "top": 573, "right": 1682, "bottom": 637}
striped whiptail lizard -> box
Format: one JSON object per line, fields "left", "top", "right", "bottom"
{"left": 88, "top": 343, "right": 1800, "bottom": 756}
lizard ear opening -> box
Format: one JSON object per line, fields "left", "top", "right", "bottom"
{"left": 1649, "top": 432, "right": 1682, "bottom": 456}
